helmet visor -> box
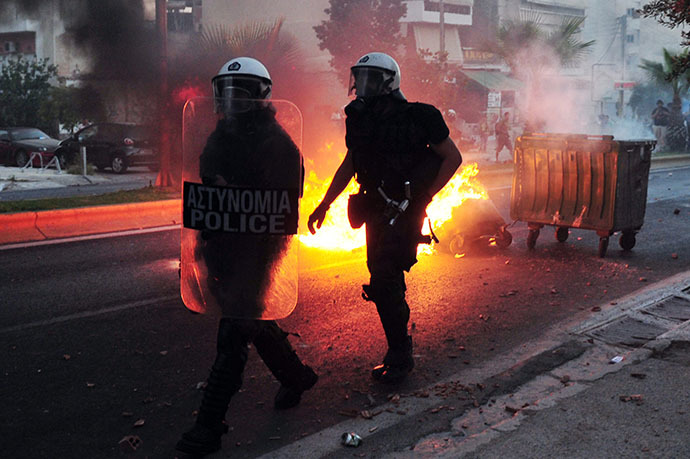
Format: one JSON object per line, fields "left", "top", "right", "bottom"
{"left": 348, "top": 67, "right": 394, "bottom": 98}
{"left": 212, "top": 76, "right": 270, "bottom": 114}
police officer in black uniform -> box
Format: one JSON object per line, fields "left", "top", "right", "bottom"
{"left": 176, "top": 57, "right": 317, "bottom": 456}
{"left": 308, "top": 52, "right": 462, "bottom": 384}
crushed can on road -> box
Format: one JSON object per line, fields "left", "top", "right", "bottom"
{"left": 341, "top": 432, "right": 363, "bottom": 447}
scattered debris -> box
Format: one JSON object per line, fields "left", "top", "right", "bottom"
{"left": 630, "top": 373, "right": 647, "bottom": 380}
{"left": 591, "top": 306, "right": 601, "bottom": 312}
{"left": 673, "top": 208, "right": 680, "bottom": 215}
{"left": 133, "top": 419, "right": 145, "bottom": 427}
{"left": 505, "top": 405, "right": 520, "bottom": 414}
{"left": 550, "top": 288, "right": 559, "bottom": 295}
{"left": 639, "top": 277, "right": 647, "bottom": 282}
{"left": 560, "top": 375, "right": 571, "bottom": 384}
{"left": 62, "top": 354, "right": 71, "bottom": 360}
{"left": 118, "top": 435, "right": 141, "bottom": 452}
{"left": 671, "top": 253, "right": 678, "bottom": 259}
{"left": 341, "top": 432, "right": 362, "bottom": 447}
{"left": 159, "top": 350, "right": 168, "bottom": 356}
{"left": 86, "top": 382, "right": 95, "bottom": 388}
{"left": 619, "top": 394, "right": 644, "bottom": 404}
{"left": 195, "top": 381, "right": 207, "bottom": 390}
{"left": 609, "top": 355, "right": 624, "bottom": 364}
{"left": 368, "top": 426, "right": 378, "bottom": 433}
{"left": 360, "top": 410, "right": 372, "bottom": 419}
{"left": 121, "top": 412, "right": 133, "bottom": 417}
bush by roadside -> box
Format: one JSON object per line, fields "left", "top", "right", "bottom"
{"left": 0, "top": 186, "right": 178, "bottom": 214}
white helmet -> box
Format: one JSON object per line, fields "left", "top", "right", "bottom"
{"left": 349, "top": 52, "right": 401, "bottom": 98}
{"left": 212, "top": 57, "right": 272, "bottom": 114}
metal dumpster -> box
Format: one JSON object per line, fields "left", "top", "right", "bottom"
{"left": 510, "top": 134, "right": 655, "bottom": 257}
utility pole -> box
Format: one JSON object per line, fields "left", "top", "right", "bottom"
{"left": 618, "top": 14, "right": 627, "bottom": 118}
{"left": 155, "top": 0, "right": 174, "bottom": 187}
{"left": 439, "top": 0, "right": 446, "bottom": 55}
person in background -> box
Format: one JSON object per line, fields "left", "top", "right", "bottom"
{"left": 478, "top": 115, "right": 489, "bottom": 153}
{"left": 494, "top": 112, "right": 512, "bottom": 162}
{"left": 651, "top": 99, "right": 670, "bottom": 151}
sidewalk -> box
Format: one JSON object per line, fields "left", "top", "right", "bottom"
{"left": 263, "top": 272, "right": 690, "bottom": 459}
{"left": 398, "top": 271, "right": 690, "bottom": 458}
{"left": 0, "top": 165, "right": 158, "bottom": 193}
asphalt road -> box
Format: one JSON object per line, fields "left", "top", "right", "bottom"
{"left": 1, "top": 166, "right": 689, "bottom": 458}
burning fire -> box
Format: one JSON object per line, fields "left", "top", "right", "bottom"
{"left": 299, "top": 141, "right": 489, "bottom": 255}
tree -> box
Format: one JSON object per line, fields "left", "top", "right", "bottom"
{"left": 314, "top": 0, "right": 407, "bottom": 88}
{"left": 0, "top": 57, "right": 57, "bottom": 130}
{"left": 640, "top": 1, "right": 690, "bottom": 76}
{"left": 640, "top": 48, "right": 690, "bottom": 149}
{"left": 38, "top": 85, "right": 106, "bottom": 137}
{"left": 313, "top": 0, "right": 461, "bottom": 113}
{"left": 488, "top": 17, "right": 594, "bottom": 130}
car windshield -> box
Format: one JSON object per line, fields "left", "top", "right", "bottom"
{"left": 12, "top": 128, "right": 50, "bottom": 141}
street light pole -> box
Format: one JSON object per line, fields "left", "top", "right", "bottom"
{"left": 155, "top": 0, "right": 173, "bottom": 187}
{"left": 439, "top": 0, "right": 446, "bottom": 55}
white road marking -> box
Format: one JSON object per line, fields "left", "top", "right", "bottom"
{"left": 0, "top": 295, "right": 180, "bottom": 335}
{"left": 0, "top": 225, "right": 180, "bottom": 251}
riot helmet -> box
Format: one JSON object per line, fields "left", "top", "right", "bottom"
{"left": 212, "top": 57, "right": 272, "bottom": 115}
{"left": 349, "top": 52, "right": 402, "bottom": 99}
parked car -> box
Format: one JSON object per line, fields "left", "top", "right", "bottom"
{"left": 0, "top": 127, "right": 64, "bottom": 168}
{"left": 57, "top": 123, "right": 159, "bottom": 173}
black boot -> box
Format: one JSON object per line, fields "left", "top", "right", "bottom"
{"left": 176, "top": 319, "right": 249, "bottom": 456}
{"left": 274, "top": 364, "right": 318, "bottom": 409}
{"left": 176, "top": 421, "right": 229, "bottom": 456}
{"left": 371, "top": 292, "right": 414, "bottom": 384}
{"left": 253, "top": 321, "right": 318, "bottom": 409}
{"left": 371, "top": 335, "right": 414, "bottom": 384}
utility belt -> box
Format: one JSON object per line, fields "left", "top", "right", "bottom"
{"left": 347, "top": 180, "right": 438, "bottom": 245}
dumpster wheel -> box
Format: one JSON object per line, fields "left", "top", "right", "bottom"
{"left": 619, "top": 231, "right": 636, "bottom": 251}
{"left": 449, "top": 234, "right": 466, "bottom": 257}
{"left": 526, "top": 228, "right": 540, "bottom": 249}
{"left": 495, "top": 226, "right": 513, "bottom": 249}
{"left": 555, "top": 227, "right": 569, "bottom": 242}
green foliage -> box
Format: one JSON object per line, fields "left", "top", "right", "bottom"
{"left": 0, "top": 186, "right": 177, "bottom": 214}
{"left": 0, "top": 57, "right": 57, "bottom": 129}
{"left": 491, "top": 16, "right": 594, "bottom": 74}
{"left": 313, "top": 0, "right": 461, "bottom": 112}
{"left": 38, "top": 85, "right": 106, "bottom": 136}
{"left": 314, "top": 0, "right": 408, "bottom": 88}
{"left": 640, "top": 47, "right": 690, "bottom": 149}
{"left": 628, "top": 81, "right": 673, "bottom": 119}
{"left": 640, "top": 1, "right": 690, "bottom": 75}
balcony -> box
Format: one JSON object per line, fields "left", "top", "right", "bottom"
{"left": 402, "top": 1, "right": 473, "bottom": 26}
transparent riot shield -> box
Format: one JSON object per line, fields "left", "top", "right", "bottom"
{"left": 181, "top": 97, "right": 303, "bottom": 319}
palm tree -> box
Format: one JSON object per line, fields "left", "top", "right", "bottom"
{"left": 640, "top": 48, "right": 690, "bottom": 151}
{"left": 488, "top": 16, "right": 594, "bottom": 131}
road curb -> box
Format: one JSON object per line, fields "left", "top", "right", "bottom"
{"left": 260, "top": 270, "right": 690, "bottom": 459}
{"left": 0, "top": 199, "right": 180, "bottom": 245}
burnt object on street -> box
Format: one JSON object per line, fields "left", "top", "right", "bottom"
{"left": 510, "top": 134, "right": 655, "bottom": 257}
{"left": 434, "top": 197, "right": 512, "bottom": 257}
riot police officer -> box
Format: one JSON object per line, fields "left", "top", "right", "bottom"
{"left": 176, "top": 57, "right": 317, "bottom": 456}
{"left": 308, "top": 52, "right": 462, "bottom": 384}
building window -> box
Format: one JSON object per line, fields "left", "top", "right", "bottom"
{"left": 626, "top": 34, "right": 634, "bottom": 43}
{"left": 423, "top": 1, "right": 471, "bottom": 16}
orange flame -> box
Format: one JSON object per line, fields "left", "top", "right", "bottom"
{"left": 299, "top": 141, "right": 488, "bottom": 255}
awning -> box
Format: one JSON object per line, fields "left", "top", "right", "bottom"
{"left": 459, "top": 70, "right": 524, "bottom": 92}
